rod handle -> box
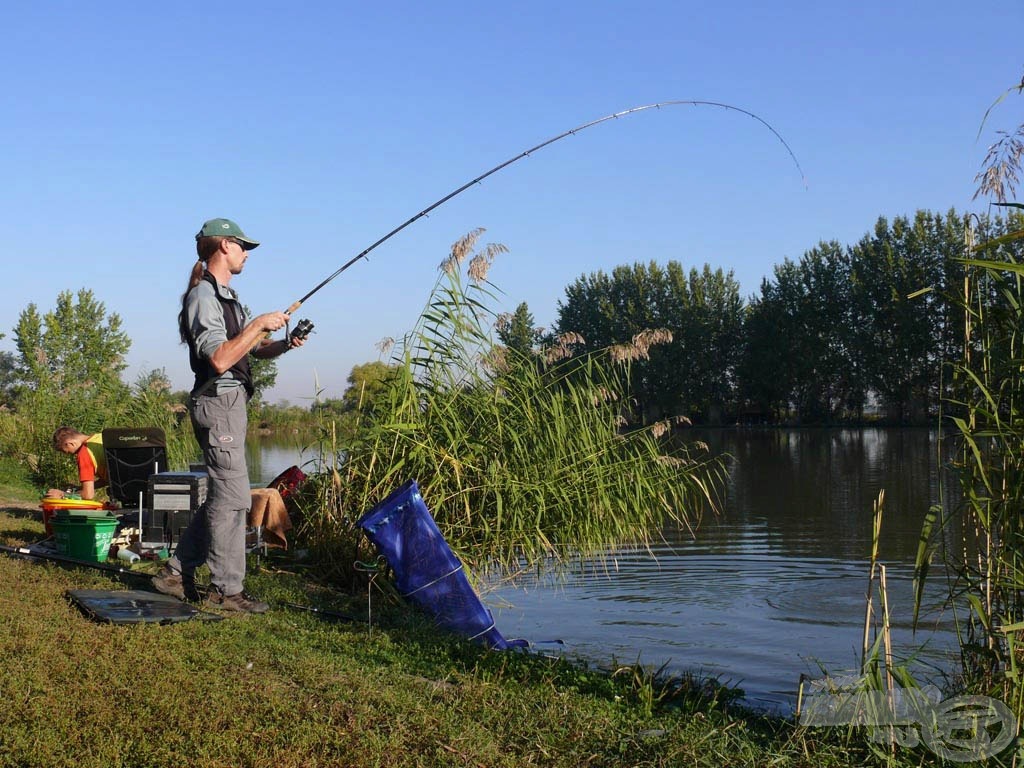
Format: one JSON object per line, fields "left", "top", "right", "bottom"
{"left": 258, "top": 300, "right": 305, "bottom": 344}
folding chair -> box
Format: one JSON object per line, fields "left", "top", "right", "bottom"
{"left": 102, "top": 427, "right": 168, "bottom": 509}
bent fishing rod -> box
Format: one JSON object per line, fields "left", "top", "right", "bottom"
{"left": 283, "top": 100, "right": 807, "bottom": 316}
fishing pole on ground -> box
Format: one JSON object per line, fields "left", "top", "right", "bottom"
{"left": 0, "top": 543, "right": 155, "bottom": 581}
{"left": 278, "top": 601, "right": 361, "bottom": 624}
{"left": 279, "top": 99, "right": 807, "bottom": 323}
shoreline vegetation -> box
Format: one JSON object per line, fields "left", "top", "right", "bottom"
{"left": 247, "top": 416, "right": 947, "bottom": 438}
{"left": 0, "top": 490, "right": 883, "bottom": 768}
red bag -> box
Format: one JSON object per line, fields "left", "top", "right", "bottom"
{"left": 267, "top": 465, "right": 307, "bottom": 499}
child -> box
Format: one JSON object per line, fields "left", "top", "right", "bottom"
{"left": 46, "top": 426, "right": 107, "bottom": 500}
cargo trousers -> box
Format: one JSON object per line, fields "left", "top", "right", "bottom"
{"left": 167, "top": 387, "right": 251, "bottom": 596}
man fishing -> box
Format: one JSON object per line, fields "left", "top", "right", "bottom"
{"left": 153, "top": 218, "right": 307, "bottom": 613}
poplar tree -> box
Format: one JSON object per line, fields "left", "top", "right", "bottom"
{"left": 497, "top": 302, "right": 539, "bottom": 357}
{"left": 13, "top": 288, "right": 130, "bottom": 403}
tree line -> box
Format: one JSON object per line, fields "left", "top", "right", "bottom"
{"left": 2, "top": 207, "right": 1020, "bottom": 445}
{"left": 548, "top": 208, "right": 1022, "bottom": 426}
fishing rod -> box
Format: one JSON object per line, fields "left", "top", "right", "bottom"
{"left": 0, "top": 542, "right": 154, "bottom": 580}
{"left": 278, "top": 601, "right": 361, "bottom": 623}
{"left": 283, "top": 99, "right": 806, "bottom": 315}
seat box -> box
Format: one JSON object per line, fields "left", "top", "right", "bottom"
{"left": 142, "top": 508, "right": 197, "bottom": 547}
{"left": 144, "top": 472, "right": 208, "bottom": 545}
{"left": 147, "top": 471, "right": 208, "bottom": 510}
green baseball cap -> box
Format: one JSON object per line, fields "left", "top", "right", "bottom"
{"left": 195, "top": 218, "right": 260, "bottom": 249}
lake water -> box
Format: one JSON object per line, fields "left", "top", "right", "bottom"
{"left": 251, "top": 427, "right": 963, "bottom": 712}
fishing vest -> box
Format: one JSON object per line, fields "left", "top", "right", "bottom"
{"left": 188, "top": 272, "right": 254, "bottom": 398}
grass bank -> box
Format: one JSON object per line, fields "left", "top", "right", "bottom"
{"left": 0, "top": 488, "right": 916, "bottom": 767}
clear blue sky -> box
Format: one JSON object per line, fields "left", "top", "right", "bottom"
{"left": 1, "top": 1, "right": 1020, "bottom": 403}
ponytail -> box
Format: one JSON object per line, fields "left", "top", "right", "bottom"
{"left": 179, "top": 236, "right": 226, "bottom": 343}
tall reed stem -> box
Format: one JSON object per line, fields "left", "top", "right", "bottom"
{"left": 862, "top": 490, "right": 885, "bottom": 671}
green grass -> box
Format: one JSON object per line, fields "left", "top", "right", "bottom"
{"left": 0, "top": 457, "right": 42, "bottom": 504}
{"left": 0, "top": 500, "right": 902, "bottom": 768}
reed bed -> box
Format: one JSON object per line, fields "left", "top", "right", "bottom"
{"left": 914, "top": 213, "right": 1024, "bottom": 721}
{"left": 296, "top": 231, "right": 723, "bottom": 582}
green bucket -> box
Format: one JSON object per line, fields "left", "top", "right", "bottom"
{"left": 51, "top": 514, "right": 119, "bottom": 562}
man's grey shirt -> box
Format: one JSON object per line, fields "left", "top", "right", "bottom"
{"left": 185, "top": 278, "right": 248, "bottom": 394}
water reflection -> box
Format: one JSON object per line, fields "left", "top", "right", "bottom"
{"left": 717, "top": 427, "right": 955, "bottom": 563}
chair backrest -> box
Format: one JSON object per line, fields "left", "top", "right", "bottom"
{"left": 102, "top": 427, "right": 168, "bottom": 507}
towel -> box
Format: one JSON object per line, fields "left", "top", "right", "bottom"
{"left": 248, "top": 487, "right": 293, "bottom": 549}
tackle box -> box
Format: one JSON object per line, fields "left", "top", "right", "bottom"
{"left": 144, "top": 471, "right": 208, "bottom": 546}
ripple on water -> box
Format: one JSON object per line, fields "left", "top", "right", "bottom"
{"left": 487, "top": 538, "right": 960, "bottom": 711}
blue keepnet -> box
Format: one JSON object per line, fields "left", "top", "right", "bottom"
{"left": 357, "top": 480, "right": 525, "bottom": 649}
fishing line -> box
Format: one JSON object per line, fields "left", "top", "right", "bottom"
{"left": 284, "top": 100, "right": 807, "bottom": 315}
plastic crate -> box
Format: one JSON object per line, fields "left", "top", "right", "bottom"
{"left": 50, "top": 514, "right": 119, "bottom": 562}
{"left": 39, "top": 499, "right": 108, "bottom": 536}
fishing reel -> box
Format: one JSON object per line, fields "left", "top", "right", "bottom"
{"left": 288, "top": 318, "right": 315, "bottom": 343}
